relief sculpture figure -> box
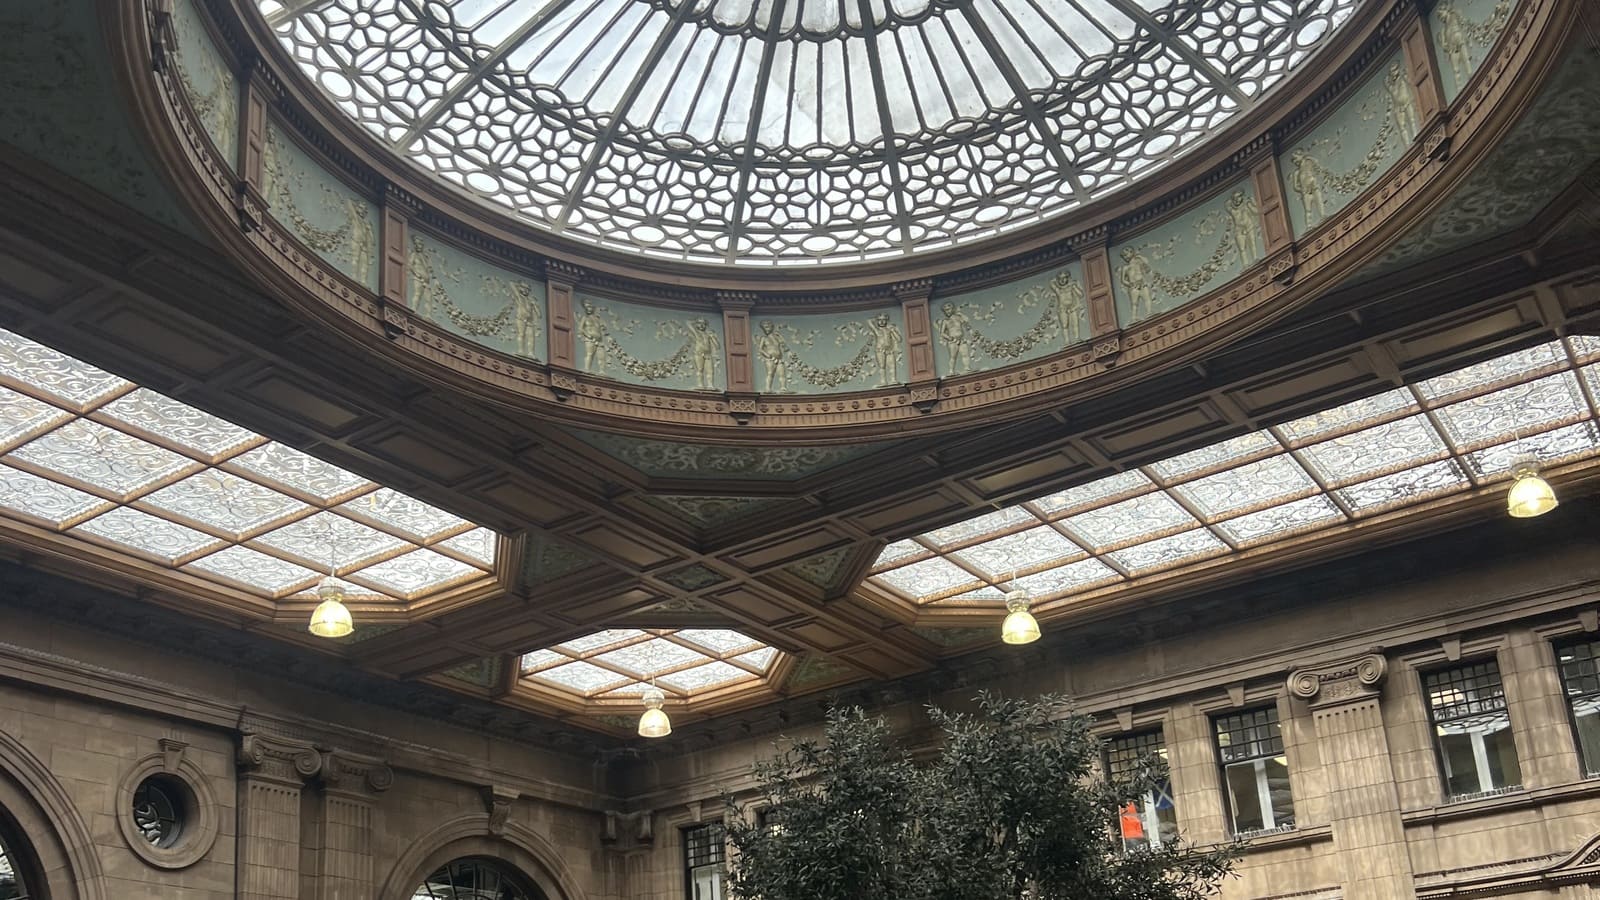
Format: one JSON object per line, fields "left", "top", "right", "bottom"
{"left": 937, "top": 303, "right": 975, "bottom": 375}
{"left": 341, "top": 197, "right": 374, "bottom": 286}
{"left": 868, "top": 314, "right": 903, "bottom": 386}
{"left": 1226, "top": 190, "right": 1263, "bottom": 266}
{"left": 1433, "top": 3, "right": 1474, "bottom": 86}
{"left": 1117, "top": 247, "right": 1157, "bottom": 321}
{"left": 1289, "top": 149, "right": 1328, "bottom": 227}
{"left": 1046, "top": 272, "right": 1085, "bottom": 346}
{"left": 511, "top": 283, "right": 541, "bottom": 358}
{"left": 575, "top": 300, "right": 609, "bottom": 376}
{"left": 687, "top": 318, "right": 722, "bottom": 391}
{"left": 756, "top": 320, "right": 791, "bottom": 393}
{"left": 1385, "top": 61, "right": 1419, "bottom": 143}
{"left": 407, "top": 240, "right": 439, "bottom": 320}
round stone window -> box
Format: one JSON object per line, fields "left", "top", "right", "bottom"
{"left": 116, "top": 748, "right": 219, "bottom": 869}
{"left": 131, "top": 775, "right": 186, "bottom": 849}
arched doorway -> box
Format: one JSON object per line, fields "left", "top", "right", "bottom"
{"left": 410, "top": 856, "right": 544, "bottom": 900}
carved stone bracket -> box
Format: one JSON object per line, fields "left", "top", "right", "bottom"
{"left": 908, "top": 383, "right": 939, "bottom": 414}
{"left": 320, "top": 749, "right": 394, "bottom": 796}
{"left": 147, "top": 0, "right": 176, "bottom": 73}
{"left": 726, "top": 391, "right": 758, "bottom": 424}
{"left": 1092, "top": 334, "right": 1122, "bottom": 368}
{"left": 601, "top": 809, "right": 655, "bottom": 846}
{"left": 1267, "top": 246, "right": 1299, "bottom": 285}
{"left": 159, "top": 737, "right": 189, "bottom": 774}
{"left": 238, "top": 732, "right": 322, "bottom": 784}
{"left": 482, "top": 785, "right": 520, "bottom": 835}
{"left": 1420, "top": 119, "right": 1452, "bottom": 162}
{"left": 548, "top": 366, "right": 580, "bottom": 402}
{"left": 1288, "top": 653, "right": 1388, "bottom": 707}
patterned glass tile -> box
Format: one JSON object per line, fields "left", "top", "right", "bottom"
{"left": 1030, "top": 470, "right": 1154, "bottom": 516}
{"left": 1568, "top": 335, "right": 1600, "bottom": 362}
{"left": 1432, "top": 373, "right": 1587, "bottom": 450}
{"left": 942, "top": 584, "right": 1010, "bottom": 604}
{"left": 228, "top": 443, "right": 374, "bottom": 501}
{"left": 1214, "top": 495, "right": 1345, "bottom": 545}
{"left": 595, "top": 638, "right": 707, "bottom": 676}
{"left": 0, "top": 330, "right": 130, "bottom": 408}
{"left": 73, "top": 507, "right": 222, "bottom": 563}
{"left": 921, "top": 506, "right": 1036, "bottom": 547}
{"left": 1148, "top": 432, "right": 1278, "bottom": 481}
{"left": 1276, "top": 388, "right": 1417, "bottom": 444}
{"left": 1008, "top": 558, "right": 1121, "bottom": 597}
{"left": 530, "top": 661, "right": 632, "bottom": 694}
{"left": 870, "top": 556, "right": 980, "bottom": 599}
{"left": 1464, "top": 422, "right": 1600, "bottom": 480}
{"left": 519, "top": 649, "right": 566, "bottom": 672}
{"left": 7, "top": 420, "right": 195, "bottom": 497}
{"left": 139, "top": 469, "right": 308, "bottom": 538}
{"left": 598, "top": 682, "right": 651, "bottom": 697}
{"left": 674, "top": 629, "right": 759, "bottom": 656}
{"left": 0, "top": 387, "right": 70, "bottom": 446}
{"left": 658, "top": 660, "right": 754, "bottom": 692}
{"left": 0, "top": 462, "right": 110, "bottom": 526}
{"left": 1336, "top": 459, "right": 1470, "bottom": 515}
{"left": 337, "top": 487, "right": 469, "bottom": 540}
{"left": 186, "top": 545, "right": 321, "bottom": 593}
{"left": 735, "top": 647, "right": 778, "bottom": 671}
{"left": 1171, "top": 455, "right": 1318, "bottom": 520}
{"left": 437, "top": 526, "right": 497, "bottom": 566}
{"left": 873, "top": 539, "right": 930, "bottom": 570}
{"left": 253, "top": 510, "right": 407, "bottom": 569}
{"left": 951, "top": 526, "right": 1084, "bottom": 578}
{"left": 285, "top": 574, "right": 386, "bottom": 600}
{"left": 1062, "top": 492, "right": 1197, "bottom": 549}
{"left": 559, "top": 629, "right": 647, "bottom": 655}
{"left": 1108, "top": 529, "right": 1229, "bottom": 574}
{"left": 97, "top": 389, "right": 259, "bottom": 459}
{"left": 1298, "top": 415, "right": 1448, "bottom": 486}
{"left": 1416, "top": 341, "right": 1565, "bottom": 402}
{"left": 351, "top": 547, "right": 479, "bottom": 594}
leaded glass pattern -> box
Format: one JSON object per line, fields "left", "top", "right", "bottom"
{"left": 871, "top": 338, "right": 1600, "bottom": 606}
{"left": 520, "top": 627, "right": 784, "bottom": 702}
{"left": 0, "top": 328, "right": 499, "bottom": 603}
{"left": 411, "top": 858, "right": 539, "bottom": 900}
{"left": 259, "top": 0, "right": 1361, "bottom": 266}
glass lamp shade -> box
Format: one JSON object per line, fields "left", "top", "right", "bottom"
{"left": 639, "top": 685, "right": 672, "bottom": 738}
{"left": 1507, "top": 465, "right": 1557, "bottom": 518}
{"left": 1001, "top": 589, "right": 1041, "bottom": 645}
{"left": 308, "top": 576, "right": 354, "bottom": 638}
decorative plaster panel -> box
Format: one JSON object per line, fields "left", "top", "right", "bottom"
{"left": 933, "top": 262, "right": 1090, "bottom": 377}
{"left": 1281, "top": 50, "right": 1421, "bottom": 236}
{"left": 1431, "top": 0, "right": 1515, "bottom": 102}
{"left": 750, "top": 307, "right": 908, "bottom": 393}
{"left": 567, "top": 430, "right": 882, "bottom": 481}
{"left": 261, "top": 122, "right": 380, "bottom": 291}
{"left": 173, "top": 0, "right": 237, "bottom": 168}
{"left": 408, "top": 232, "right": 546, "bottom": 362}
{"left": 1111, "top": 181, "right": 1263, "bottom": 326}
{"left": 570, "top": 294, "right": 727, "bottom": 391}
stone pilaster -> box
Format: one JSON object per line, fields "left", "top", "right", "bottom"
{"left": 311, "top": 750, "right": 393, "bottom": 900}
{"left": 1166, "top": 703, "right": 1228, "bottom": 845}
{"left": 1399, "top": 1, "right": 1450, "bottom": 158}
{"left": 895, "top": 280, "right": 938, "bottom": 412}
{"left": 1288, "top": 654, "right": 1414, "bottom": 900}
{"left": 237, "top": 733, "right": 322, "bottom": 900}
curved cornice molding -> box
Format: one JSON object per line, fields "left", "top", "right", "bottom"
{"left": 105, "top": 0, "right": 1584, "bottom": 440}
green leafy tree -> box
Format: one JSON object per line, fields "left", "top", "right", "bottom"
{"left": 725, "top": 693, "right": 1235, "bottom": 900}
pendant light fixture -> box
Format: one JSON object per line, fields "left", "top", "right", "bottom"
{"left": 638, "top": 681, "right": 672, "bottom": 738}
{"left": 1001, "top": 586, "right": 1041, "bottom": 645}
{"left": 1507, "top": 462, "right": 1558, "bottom": 518}
{"left": 308, "top": 525, "right": 354, "bottom": 638}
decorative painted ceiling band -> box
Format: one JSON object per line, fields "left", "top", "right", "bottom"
{"left": 111, "top": 0, "right": 1572, "bottom": 437}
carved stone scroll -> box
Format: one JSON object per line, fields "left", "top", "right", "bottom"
{"left": 1287, "top": 653, "right": 1387, "bottom": 707}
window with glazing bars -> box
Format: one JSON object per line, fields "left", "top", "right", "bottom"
{"left": 683, "top": 823, "right": 725, "bottom": 900}
{"left": 1556, "top": 639, "right": 1600, "bottom": 777}
{"left": 1104, "top": 730, "right": 1178, "bottom": 851}
{"left": 1423, "top": 659, "right": 1523, "bottom": 800}
{"left": 1214, "top": 707, "right": 1294, "bottom": 834}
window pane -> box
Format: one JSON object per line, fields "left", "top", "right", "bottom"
{"left": 1438, "top": 731, "right": 1482, "bottom": 796}
{"left": 1426, "top": 661, "right": 1522, "bottom": 800}
{"left": 1264, "top": 756, "right": 1295, "bottom": 828}
{"left": 1485, "top": 724, "right": 1522, "bottom": 789}
{"left": 1575, "top": 706, "right": 1600, "bottom": 777}
{"left": 1224, "top": 761, "right": 1265, "bottom": 832}
{"left": 1557, "top": 640, "right": 1600, "bottom": 777}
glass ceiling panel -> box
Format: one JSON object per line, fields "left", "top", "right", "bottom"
{"left": 872, "top": 339, "right": 1600, "bottom": 609}
{"left": 261, "top": 0, "right": 1360, "bottom": 266}
{"left": 522, "top": 627, "right": 785, "bottom": 704}
{"left": 0, "top": 328, "right": 499, "bottom": 606}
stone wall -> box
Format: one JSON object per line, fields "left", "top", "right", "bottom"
{"left": 1, "top": 523, "right": 1600, "bottom": 899}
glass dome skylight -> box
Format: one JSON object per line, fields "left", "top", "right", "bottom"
{"left": 260, "top": 0, "right": 1360, "bottom": 266}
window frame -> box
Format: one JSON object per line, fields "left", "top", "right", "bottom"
{"left": 1102, "top": 728, "right": 1178, "bottom": 852}
{"left": 682, "top": 821, "right": 727, "bottom": 900}
{"left": 1211, "top": 705, "right": 1295, "bottom": 836}
{"left": 1553, "top": 637, "right": 1600, "bottom": 778}
{"left": 1420, "top": 656, "right": 1524, "bottom": 801}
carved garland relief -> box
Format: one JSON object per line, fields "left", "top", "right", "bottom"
{"left": 753, "top": 309, "right": 907, "bottom": 393}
